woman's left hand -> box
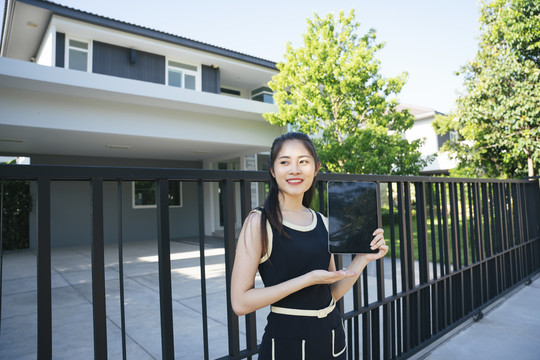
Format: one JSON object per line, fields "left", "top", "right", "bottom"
{"left": 363, "top": 228, "right": 388, "bottom": 261}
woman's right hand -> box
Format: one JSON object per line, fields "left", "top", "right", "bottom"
{"left": 306, "top": 269, "right": 358, "bottom": 285}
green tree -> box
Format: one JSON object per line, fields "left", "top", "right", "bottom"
{"left": 434, "top": 0, "right": 540, "bottom": 178}
{"left": 264, "top": 10, "right": 430, "bottom": 175}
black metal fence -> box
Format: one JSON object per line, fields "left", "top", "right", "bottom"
{"left": 0, "top": 165, "right": 539, "bottom": 360}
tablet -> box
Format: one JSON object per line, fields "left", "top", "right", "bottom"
{"left": 327, "top": 181, "right": 379, "bottom": 254}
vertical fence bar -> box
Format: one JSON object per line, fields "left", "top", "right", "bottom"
{"left": 0, "top": 179, "right": 4, "bottom": 331}
{"left": 483, "top": 182, "right": 491, "bottom": 300}
{"left": 376, "top": 182, "right": 388, "bottom": 360}
{"left": 460, "top": 183, "right": 472, "bottom": 315}
{"left": 240, "top": 180, "right": 257, "bottom": 359}
{"left": 455, "top": 182, "right": 464, "bottom": 319}
{"left": 362, "top": 265, "right": 371, "bottom": 359}
{"left": 521, "top": 183, "right": 530, "bottom": 243}
{"left": 500, "top": 183, "right": 510, "bottom": 290}
{"left": 441, "top": 183, "right": 453, "bottom": 327}
{"left": 117, "top": 181, "right": 127, "bottom": 360}
{"left": 156, "top": 179, "right": 175, "bottom": 360}
{"left": 404, "top": 182, "right": 419, "bottom": 349}
{"left": 504, "top": 183, "right": 516, "bottom": 286}
{"left": 387, "top": 182, "right": 398, "bottom": 359}
{"left": 473, "top": 183, "right": 484, "bottom": 307}
{"left": 495, "top": 184, "right": 505, "bottom": 293}
{"left": 197, "top": 180, "right": 210, "bottom": 360}
{"left": 449, "top": 182, "right": 462, "bottom": 321}
{"left": 427, "top": 182, "right": 439, "bottom": 337}
{"left": 91, "top": 178, "right": 108, "bottom": 360}
{"left": 513, "top": 184, "right": 524, "bottom": 279}
{"left": 415, "top": 182, "right": 430, "bottom": 344}
{"left": 428, "top": 183, "right": 437, "bottom": 279}
{"left": 397, "top": 182, "right": 411, "bottom": 353}
{"left": 37, "top": 178, "right": 52, "bottom": 360}
{"left": 448, "top": 183, "right": 458, "bottom": 270}
{"left": 434, "top": 183, "right": 445, "bottom": 332}
{"left": 519, "top": 184, "right": 531, "bottom": 275}
{"left": 491, "top": 183, "right": 500, "bottom": 297}
{"left": 461, "top": 183, "right": 470, "bottom": 267}
{"left": 222, "top": 179, "right": 240, "bottom": 357}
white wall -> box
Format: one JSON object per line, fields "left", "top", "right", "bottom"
{"left": 405, "top": 115, "right": 457, "bottom": 173}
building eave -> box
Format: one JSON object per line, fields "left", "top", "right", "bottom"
{"left": 3, "top": 0, "right": 278, "bottom": 69}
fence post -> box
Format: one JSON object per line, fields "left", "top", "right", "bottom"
{"left": 91, "top": 178, "right": 108, "bottom": 360}
{"left": 37, "top": 178, "right": 52, "bottom": 360}
{"left": 222, "top": 179, "right": 240, "bottom": 357}
{"left": 156, "top": 179, "right": 175, "bottom": 360}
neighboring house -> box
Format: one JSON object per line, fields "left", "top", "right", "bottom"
{"left": 399, "top": 104, "right": 458, "bottom": 175}
{"left": 0, "top": 0, "right": 283, "bottom": 248}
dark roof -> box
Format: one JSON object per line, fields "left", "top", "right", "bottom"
{"left": 15, "top": 0, "right": 278, "bottom": 70}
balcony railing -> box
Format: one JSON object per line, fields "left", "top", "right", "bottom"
{"left": 1, "top": 165, "right": 539, "bottom": 359}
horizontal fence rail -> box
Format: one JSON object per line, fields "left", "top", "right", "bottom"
{"left": 0, "top": 165, "right": 539, "bottom": 360}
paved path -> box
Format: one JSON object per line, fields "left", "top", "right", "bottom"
{"left": 1, "top": 240, "right": 538, "bottom": 359}
{"left": 410, "top": 274, "right": 540, "bottom": 360}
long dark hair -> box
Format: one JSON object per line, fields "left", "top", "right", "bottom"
{"left": 260, "top": 132, "right": 320, "bottom": 257}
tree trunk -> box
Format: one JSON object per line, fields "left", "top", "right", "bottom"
{"left": 523, "top": 148, "right": 534, "bottom": 178}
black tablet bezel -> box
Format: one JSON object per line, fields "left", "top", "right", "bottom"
{"left": 327, "top": 180, "right": 380, "bottom": 254}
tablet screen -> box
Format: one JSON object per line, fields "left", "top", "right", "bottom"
{"left": 327, "top": 181, "right": 379, "bottom": 254}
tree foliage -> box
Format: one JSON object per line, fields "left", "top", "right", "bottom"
{"left": 433, "top": 0, "right": 540, "bottom": 178}
{"left": 1, "top": 161, "right": 32, "bottom": 250}
{"left": 264, "top": 10, "right": 429, "bottom": 175}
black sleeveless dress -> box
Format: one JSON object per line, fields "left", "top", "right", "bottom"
{"left": 257, "top": 209, "right": 346, "bottom": 360}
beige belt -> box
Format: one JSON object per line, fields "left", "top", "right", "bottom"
{"left": 270, "top": 297, "right": 336, "bottom": 318}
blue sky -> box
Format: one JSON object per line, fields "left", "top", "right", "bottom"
{"left": 2, "top": 0, "right": 483, "bottom": 113}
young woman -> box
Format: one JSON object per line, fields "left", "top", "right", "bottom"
{"left": 231, "top": 132, "right": 388, "bottom": 359}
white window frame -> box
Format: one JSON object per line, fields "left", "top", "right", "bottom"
{"left": 65, "top": 37, "right": 92, "bottom": 72}
{"left": 166, "top": 59, "right": 200, "bottom": 91}
{"left": 132, "top": 181, "right": 183, "bottom": 209}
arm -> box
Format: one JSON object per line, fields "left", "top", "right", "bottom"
{"left": 330, "top": 228, "right": 388, "bottom": 301}
{"left": 230, "top": 212, "right": 357, "bottom": 316}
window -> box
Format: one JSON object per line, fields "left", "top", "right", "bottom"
{"left": 67, "top": 38, "right": 89, "bottom": 71}
{"left": 132, "top": 181, "right": 183, "bottom": 208}
{"left": 167, "top": 60, "right": 198, "bottom": 90}
{"left": 251, "top": 86, "right": 274, "bottom": 104}
{"left": 437, "top": 131, "right": 458, "bottom": 149}
{"left": 221, "top": 87, "right": 242, "bottom": 97}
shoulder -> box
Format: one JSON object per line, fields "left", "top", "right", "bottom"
{"left": 242, "top": 209, "right": 263, "bottom": 233}
{"left": 246, "top": 208, "right": 263, "bottom": 223}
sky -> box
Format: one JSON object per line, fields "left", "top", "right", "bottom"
{"left": 2, "top": 0, "right": 483, "bottom": 113}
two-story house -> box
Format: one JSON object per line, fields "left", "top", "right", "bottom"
{"left": 1, "top": 0, "right": 283, "bottom": 247}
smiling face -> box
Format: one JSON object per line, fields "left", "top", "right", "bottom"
{"left": 270, "top": 139, "right": 320, "bottom": 201}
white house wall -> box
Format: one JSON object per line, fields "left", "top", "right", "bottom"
{"left": 405, "top": 115, "right": 457, "bottom": 174}
{"left": 27, "top": 180, "right": 200, "bottom": 248}
{"left": 35, "top": 23, "right": 54, "bottom": 66}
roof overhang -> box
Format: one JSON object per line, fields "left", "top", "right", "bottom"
{"left": 1, "top": 0, "right": 278, "bottom": 90}
{"left": 0, "top": 57, "right": 282, "bottom": 162}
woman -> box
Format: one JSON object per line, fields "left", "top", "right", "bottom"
{"left": 231, "top": 132, "right": 388, "bottom": 359}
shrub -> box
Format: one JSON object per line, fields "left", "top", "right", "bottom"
{"left": 1, "top": 179, "right": 32, "bottom": 250}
